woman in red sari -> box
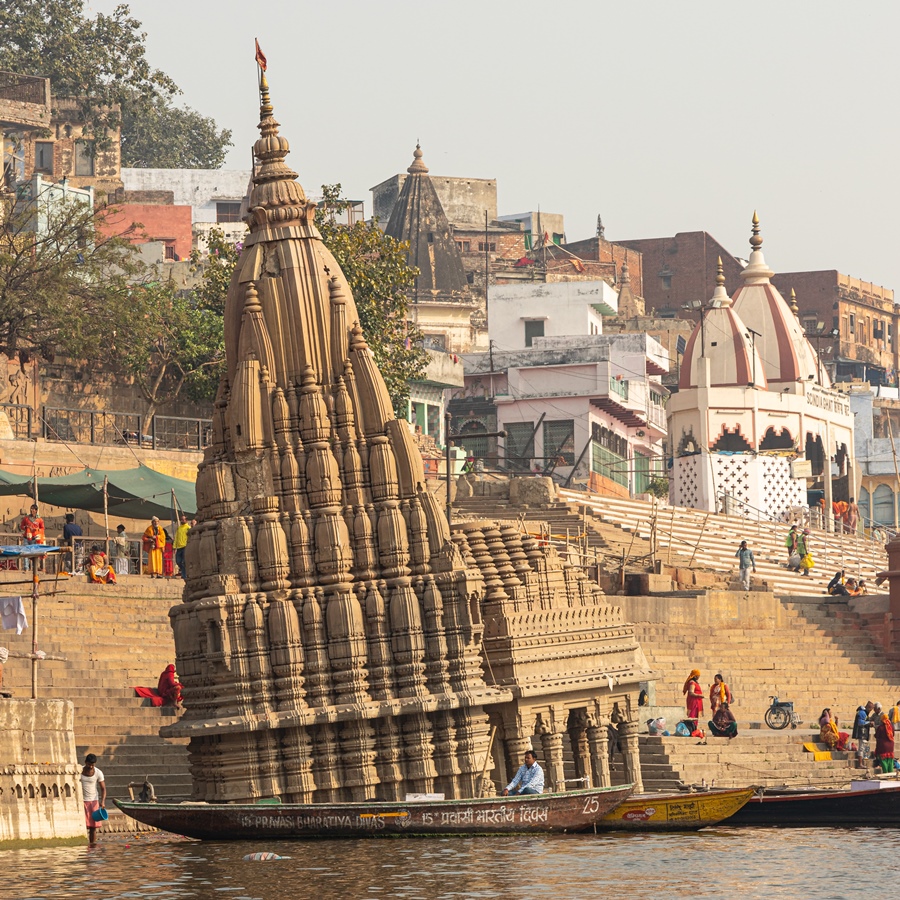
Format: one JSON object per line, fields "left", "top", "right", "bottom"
{"left": 683, "top": 669, "right": 704, "bottom": 722}
{"left": 157, "top": 664, "right": 183, "bottom": 706}
{"left": 875, "top": 713, "right": 895, "bottom": 773}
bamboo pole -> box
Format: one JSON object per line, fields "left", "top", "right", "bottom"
{"left": 476, "top": 725, "right": 498, "bottom": 798}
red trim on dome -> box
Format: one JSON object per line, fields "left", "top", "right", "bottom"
{"left": 727, "top": 310, "right": 751, "bottom": 386}
{"left": 678, "top": 324, "right": 701, "bottom": 389}
{"left": 763, "top": 284, "right": 800, "bottom": 382}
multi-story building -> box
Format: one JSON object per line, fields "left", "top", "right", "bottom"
{"left": 452, "top": 280, "right": 668, "bottom": 496}
{"left": 771, "top": 270, "right": 897, "bottom": 386}
{"left": 0, "top": 70, "right": 51, "bottom": 192}
{"left": 122, "top": 168, "right": 252, "bottom": 252}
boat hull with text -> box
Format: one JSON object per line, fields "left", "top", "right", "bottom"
{"left": 723, "top": 782, "right": 900, "bottom": 827}
{"left": 596, "top": 787, "right": 755, "bottom": 831}
{"left": 114, "top": 785, "right": 633, "bottom": 839}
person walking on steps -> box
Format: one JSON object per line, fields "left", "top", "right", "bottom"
{"left": 797, "top": 529, "right": 813, "bottom": 577}
{"left": 735, "top": 540, "right": 756, "bottom": 590}
{"left": 80, "top": 753, "right": 106, "bottom": 845}
{"left": 785, "top": 525, "right": 800, "bottom": 570}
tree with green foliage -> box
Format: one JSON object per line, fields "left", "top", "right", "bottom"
{"left": 115, "top": 279, "right": 225, "bottom": 431}
{"left": 0, "top": 0, "right": 232, "bottom": 168}
{"left": 112, "top": 229, "right": 237, "bottom": 428}
{"left": 315, "top": 185, "right": 427, "bottom": 416}
{"left": 0, "top": 188, "right": 140, "bottom": 362}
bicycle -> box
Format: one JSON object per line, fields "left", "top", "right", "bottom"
{"left": 764, "top": 695, "right": 802, "bottom": 730}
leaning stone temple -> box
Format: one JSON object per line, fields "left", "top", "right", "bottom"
{"left": 162, "top": 73, "right": 650, "bottom": 803}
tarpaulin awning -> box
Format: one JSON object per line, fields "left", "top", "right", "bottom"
{"left": 0, "top": 545, "right": 65, "bottom": 557}
{"left": 0, "top": 465, "right": 196, "bottom": 520}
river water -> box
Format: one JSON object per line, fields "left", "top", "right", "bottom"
{"left": 5, "top": 827, "right": 900, "bottom": 900}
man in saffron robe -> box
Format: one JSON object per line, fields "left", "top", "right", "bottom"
{"left": 157, "top": 664, "right": 183, "bottom": 707}
{"left": 143, "top": 517, "right": 165, "bottom": 577}
{"left": 683, "top": 669, "right": 703, "bottom": 723}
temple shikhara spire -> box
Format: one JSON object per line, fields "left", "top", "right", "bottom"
{"left": 163, "top": 66, "right": 650, "bottom": 803}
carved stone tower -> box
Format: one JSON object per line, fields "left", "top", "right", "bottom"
{"left": 164, "top": 73, "right": 651, "bottom": 803}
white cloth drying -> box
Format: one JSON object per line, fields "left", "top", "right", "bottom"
{"left": 0, "top": 597, "right": 27, "bottom": 634}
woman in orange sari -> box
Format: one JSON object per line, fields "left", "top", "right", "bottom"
{"left": 818, "top": 708, "right": 848, "bottom": 750}
{"left": 709, "top": 673, "right": 733, "bottom": 715}
{"left": 143, "top": 517, "right": 166, "bottom": 578}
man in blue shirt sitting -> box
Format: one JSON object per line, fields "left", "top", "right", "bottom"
{"left": 502, "top": 750, "right": 545, "bottom": 795}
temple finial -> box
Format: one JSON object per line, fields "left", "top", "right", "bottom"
{"left": 259, "top": 71, "right": 273, "bottom": 121}
{"left": 716, "top": 256, "right": 725, "bottom": 287}
{"left": 407, "top": 142, "right": 429, "bottom": 175}
{"left": 750, "top": 210, "right": 763, "bottom": 252}
{"left": 790, "top": 287, "right": 799, "bottom": 318}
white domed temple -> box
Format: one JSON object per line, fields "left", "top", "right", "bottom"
{"left": 667, "top": 215, "right": 855, "bottom": 526}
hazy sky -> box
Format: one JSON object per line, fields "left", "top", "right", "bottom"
{"left": 88, "top": 0, "right": 900, "bottom": 293}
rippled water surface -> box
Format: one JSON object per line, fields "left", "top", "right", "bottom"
{"left": 6, "top": 828, "right": 900, "bottom": 900}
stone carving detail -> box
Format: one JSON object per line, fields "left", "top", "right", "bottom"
{"left": 165, "top": 73, "right": 650, "bottom": 804}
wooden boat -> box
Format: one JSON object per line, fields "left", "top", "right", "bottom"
{"left": 114, "top": 784, "right": 633, "bottom": 839}
{"left": 596, "top": 787, "right": 755, "bottom": 831}
{"left": 723, "top": 781, "right": 900, "bottom": 827}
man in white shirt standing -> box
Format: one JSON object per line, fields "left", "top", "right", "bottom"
{"left": 502, "top": 749, "right": 545, "bottom": 796}
{"left": 80, "top": 753, "right": 106, "bottom": 844}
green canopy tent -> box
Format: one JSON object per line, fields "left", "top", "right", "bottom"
{"left": 0, "top": 464, "right": 197, "bottom": 521}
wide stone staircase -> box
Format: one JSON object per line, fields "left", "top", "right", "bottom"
{"left": 612, "top": 592, "right": 900, "bottom": 791}
{"left": 454, "top": 494, "right": 719, "bottom": 587}
{"left": 558, "top": 488, "right": 887, "bottom": 596}
{"left": 0, "top": 574, "right": 190, "bottom": 802}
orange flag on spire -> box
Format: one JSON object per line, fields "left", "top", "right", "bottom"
{"left": 255, "top": 39, "right": 267, "bottom": 71}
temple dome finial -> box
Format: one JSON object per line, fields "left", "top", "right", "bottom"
{"left": 790, "top": 287, "right": 799, "bottom": 318}
{"left": 246, "top": 61, "right": 308, "bottom": 228}
{"left": 408, "top": 142, "right": 429, "bottom": 175}
{"left": 716, "top": 256, "right": 725, "bottom": 288}
{"left": 750, "top": 209, "right": 763, "bottom": 253}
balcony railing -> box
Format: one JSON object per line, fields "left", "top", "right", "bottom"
{"left": 0, "top": 71, "right": 50, "bottom": 106}
{"left": 647, "top": 404, "right": 667, "bottom": 429}
{"left": 42, "top": 407, "right": 211, "bottom": 452}
{"left": 609, "top": 377, "right": 629, "bottom": 400}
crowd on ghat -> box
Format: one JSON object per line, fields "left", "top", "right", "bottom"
{"left": 17, "top": 505, "right": 195, "bottom": 582}
{"left": 672, "top": 669, "right": 898, "bottom": 773}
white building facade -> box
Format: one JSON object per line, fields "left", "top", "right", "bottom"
{"left": 122, "top": 168, "right": 252, "bottom": 251}
{"left": 668, "top": 218, "right": 855, "bottom": 527}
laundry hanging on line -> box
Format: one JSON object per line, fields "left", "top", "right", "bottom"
{"left": 0, "top": 597, "right": 27, "bottom": 634}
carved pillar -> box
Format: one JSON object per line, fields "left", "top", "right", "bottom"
{"left": 540, "top": 730, "right": 566, "bottom": 793}
{"left": 620, "top": 720, "right": 644, "bottom": 793}
{"left": 586, "top": 717, "right": 611, "bottom": 788}
{"left": 568, "top": 711, "right": 591, "bottom": 788}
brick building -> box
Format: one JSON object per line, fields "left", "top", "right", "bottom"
{"left": 21, "top": 98, "right": 122, "bottom": 197}
{"left": 770, "top": 270, "right": 898, "bottom": 386}
{"left": 99, "top": 191, "right": 193, "bottom": 261}
{"left": 616, "top": 230, "right": 744, "bottom": 316}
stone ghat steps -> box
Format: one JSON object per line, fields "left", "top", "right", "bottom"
{"left": 454, "top": 497, "right": 705, "bottom": 573}
{"left": 560, "top": 489, "right": 886, "bottom": 595}
{"left": 76, "top": 740, "right": 191, "bottom": 802}
{"left": 610, "top": 733, "right": 858, "bottom": 791}
{"left": 629, "top": 597, "right": 900, "bottom": 732}
{"left": 0, "top": 583, "right": 190, "bottom": 800}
